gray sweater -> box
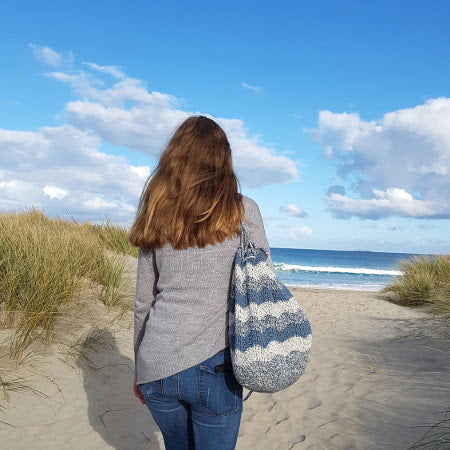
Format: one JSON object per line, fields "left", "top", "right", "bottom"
{"left": 134, "top": 196, "right": 274, "bottom": 385}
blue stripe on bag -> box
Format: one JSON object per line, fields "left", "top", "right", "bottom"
{"left": 232, "top": 321, "right": 311, "bottom": 352}
{"left": 235, "top": 312, "right": 312, "bottom": 339}
{"left": 233, "top": 284, "right": 295, "bottom": 307}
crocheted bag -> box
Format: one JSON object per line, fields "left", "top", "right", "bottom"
{"left": 228, "top": 222, "right": 312, "bottom": 394}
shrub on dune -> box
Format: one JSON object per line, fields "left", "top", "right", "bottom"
{"left": 382, "top": 254, "right": 450, "bottom": 312}
{"left": 0, "top": 209, "right": 135, "bottom": 356}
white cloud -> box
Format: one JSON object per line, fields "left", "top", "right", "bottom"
{"left": 241, "top": 82, "right": 264, "bottom": 94}
{"left": 0, "top": 50, "right": 299, "bottom": 221}
{"left": 63, "top": 99, "right": 298, "bottom": 187}
{"left": 130, "top": 165, "right": 151, "bottom": 178}
{"left": 217, "top": 118, "right": 299, "bottom": 187}
{"left": 325, "top": 188, "right": 445, "bottom": 219}
{"left": 47, "top": 65, "right": 298, "bottom": 187}
{"left": 279, "top": 203, "right": 307, "bottom": 218}
{"left": 43, "top": 185, "right": 69, "bottom": 200}
{"left": 64, "top": 98, "right": 186, "bottom": 152}
{"left": 0, "top": 125, "right": 150, "bottom": 221}
{"left": 82, "top": 62, "right": 126, "bottom": 79}
{"left": 29, "top": 43, "right": 63, "bottom": 67}
{"left": 288, "top": 226, "right": 312, "bottom": 239}
{"left": 84, "top": 197, "right": 118, "bottom": 210}
{"left": 29, "top": 44, "right": 73, "bottom": 68}
{"left": 311, "top": 98, "right": 450, "bottom": 219}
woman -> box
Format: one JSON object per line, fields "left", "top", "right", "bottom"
{"left": 129, "top": 116, "right": 274, "bottom": 449}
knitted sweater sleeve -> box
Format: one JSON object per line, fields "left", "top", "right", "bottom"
{"left": 243, "top": 197, "right": 276, "bottom": 273}
{"left": 133, "top": 248, "right": 158, "bottom": 361}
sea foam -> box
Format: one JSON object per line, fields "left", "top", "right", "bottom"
{"left": 274, "top": 263, "right": 401, "bottom": 277}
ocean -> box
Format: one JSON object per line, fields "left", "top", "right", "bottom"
{"left": 271, "top": 247, "right": 422, "bottom": 292}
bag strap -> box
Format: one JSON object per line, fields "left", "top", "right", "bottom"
{"left": 237, "top": 221, "right": 254, "bottom": 402}
{"left": 239, "top": 220, "right": 250, "bottom": 245}
{"left": 238, "top": 220, "right": 256, "bottom": 255}
{"left": 239, "top": 220, "right": 268, "bottom": 263}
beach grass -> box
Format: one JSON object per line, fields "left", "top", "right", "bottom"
{"left": 382, "top": 254, "right": 450, "bottom": 314}
{"left": 0, "top": 209, "right": 135, "bottom": 357}
{"left": 0, "top": 373, "right": 46, "bottom": 403}
{"left": 381, "top": 257, "right": 450, "bottom": 450}
{"left": 64, "top": 327, "right": 116, "bottom": 371}
{"left": 408, "top": 408, "right": 450, "bottom": 449}
{"left": 89, "top": 221, "right": 138, "bottom": 258}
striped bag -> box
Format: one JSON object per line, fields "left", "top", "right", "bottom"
{"left": 228, "top": 222, "right": 312, "bottom": 394}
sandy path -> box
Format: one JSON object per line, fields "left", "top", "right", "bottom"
{"left": 237, "top": 289, "right": 449, "bottom": 449}
{"left": 0, "top": 288, "right": 448, "bottom": 449}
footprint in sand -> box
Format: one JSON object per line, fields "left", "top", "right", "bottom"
{"left": 306, "top": 396, "right": 322, "bottom": 410}
{"left": 289, "top": 434, "right": 307, "bottom": 447}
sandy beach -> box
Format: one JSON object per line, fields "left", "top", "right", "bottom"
{"left": 0, "top": 286, "right": 448, "bottom": 450}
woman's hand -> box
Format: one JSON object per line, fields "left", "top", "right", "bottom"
{"left": 133, "top": 376, "right": 146, "bottom": 405}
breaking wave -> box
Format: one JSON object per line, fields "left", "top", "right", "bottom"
{"left": 274, "top": 263, "right": 401, "bottom": 277}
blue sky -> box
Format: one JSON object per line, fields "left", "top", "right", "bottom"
{"left": 1, "top": 0, "right": 450, "bottom": 253}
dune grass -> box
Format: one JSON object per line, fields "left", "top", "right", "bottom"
{"left": 382, "top": 254, "right": 450, "bottom": 345}
{"left": 382, "top": 254, "right": 450, "bottom": 314}
{"left": 89, "top": 221, "right": 138, "bottom": 258}
{"left": 408, "top": 408, "right": 450, "bottom": 449}
{"left": 0, "top": 209, "right": 136, "bottom": 357}
{"left": 0, "top": 373, "right": 45, "bottom": 403}
{"left": 384, "top": 255, "right": 450, "bottom": 449}
{"left": 64, "top": 327, "right": 116, "bottom": 371}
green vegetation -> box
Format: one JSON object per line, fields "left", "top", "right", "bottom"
{"left": 0, "top": 209, "right": 136, "bottom": 357}
{"left": 382, "top": 254, "right": 450, "bottom": 315}
{"left": 385, "top": 255, "right": 450, "bottom": 449}
{"left": 90, "top": 221, "right": 138, "bottom": 258}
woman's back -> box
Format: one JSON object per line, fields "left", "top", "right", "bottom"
{"left": 134, "top": 196, "right": 274, "bottom": 385}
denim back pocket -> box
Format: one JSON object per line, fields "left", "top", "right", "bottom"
{"left": 199, "top": 363, "right": 242, "bottom": 416}
{"left": 139, "top": 379, "right": 164, "bottom": 401}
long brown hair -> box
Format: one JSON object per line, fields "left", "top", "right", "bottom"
{"left": 128, "top": 116, "right": 243, "bottom": 249}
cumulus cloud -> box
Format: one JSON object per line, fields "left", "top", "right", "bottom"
{"left": 279, "top": 203, "right": 308, "bottom": 218}
{"left": 43, "top": 185, "right": 69, "bottom": 200}
{"left": 241, "top": 82, "right": 264, "bottom": 94}
{"left": 311, "top": 98, "right": 450, "bottom": 219}
{"left": 0, "top": 125, "right": 150, "bottom": 221}
{"left": 325, "top": 188, "right": 444, "bottom": 219}
{"left": 0, "top": 50, "right": 299, "bottom": 221}
{"left": 217, "top": 118, "right": 299, "bottom": 187}
{"left": 47, "top": 65, "right": 298, "bottom": 187}
{"left": 44, "top": 71, "right": 146, "bottom": 105}
{"left": 288, "top": 226, "right": 312, "bottom": 239}
{"left": 64, "top": 97, "right": 186, "bottom": 152}
{"left": 84, "top": 197, "right": 119, "bottom": 210}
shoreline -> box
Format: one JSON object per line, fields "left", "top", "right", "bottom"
{"left": 0, "top": 287, "right": 448, "bottom": 449}
{"left": 289, "top": 286, "right": 381, "bottom": 293}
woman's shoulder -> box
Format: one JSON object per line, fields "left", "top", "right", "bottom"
{"left": 241, "top": 195, "right": 262, "bottom": 222}
{"left": 242, "top": 195, "right": 259, "bottom": 210}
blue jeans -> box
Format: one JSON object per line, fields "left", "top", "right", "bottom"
{"left": 139, "top": 347, "right": 243, "bottom": 450}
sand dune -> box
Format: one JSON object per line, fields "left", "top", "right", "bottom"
{"left": 0, "top": 288, "right": 448, "bottom": 449}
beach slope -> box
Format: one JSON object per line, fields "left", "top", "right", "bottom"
{"left": 0, "top": 288, "right": 448, "bottom": 449}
